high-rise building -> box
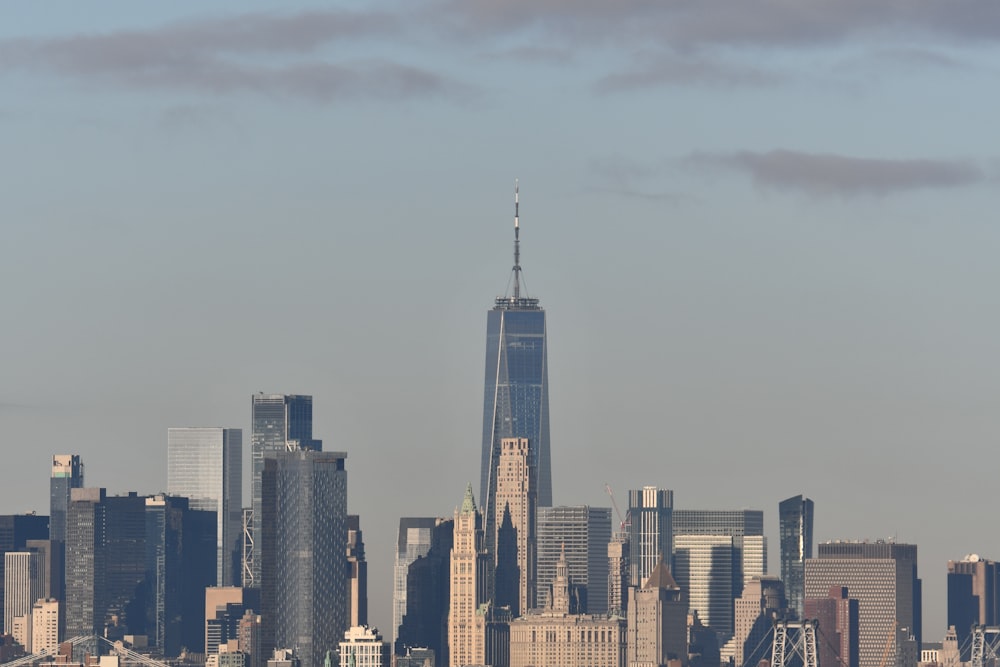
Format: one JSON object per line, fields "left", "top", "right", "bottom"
{"left": 947, "top": 554, "right": 1000, "bottom": 662}
{"left": 4, "top": 551, "right": 45, "bottom": 648}
{"left": 206, "top": 587, "right": 260, "bottom": 657}
{"left": 448, "top": 485, "right": 491, "bottom": 667}
{"left": 392, "top": 518, "right": 439, "bottom": 644}
{"left": 481, "top": 185, "right": 551, "bottom": 555}
{"left": 145, "top": 494, "right": 217, "bottom": 656}
{"left": 536, "top": 505, "right": 611, "bottom": 614}
{"left": 608, "top": 535, "right": 629, "bottom": 617}
{"left": 779, "top": 495, "right": 814, "bottom": 619}
{"left": 805, "top": 541, "right": 921, "bottom": 667}
{"left": 0, "top": 514, "right": 49, "bottom": 636}
{"left": 627, "top": 556, "right": 688, "bottom": 667}
{"left": 347, "top": 515, "right": 367, "bottom": 628}
{"left": 673, "top": 534, "right": 735, "bottom": 640}
{"left": 65, "top": 489, "right": 146, "bottom": 641}
{"left": 261, "top": 450, "right": 347, "bottom": 667}
{"left": 804, "top": 586, "right": 859, "bottom": 667}
{"left": 50, "top": 455, "right": 84, "bottom": 547}
{"left": 168, "top": 427, "right": 243, "bottom": 587}
{"left": 248, "top": 393, "right": 321, "bottom": 588}
{"left": 396, "top": 519, "right": 453, "bottom": 665}
{"left": 493, "top": 437, "right": 536, "bottom": 616}
{"left": 672, "top": 509, "right": 767, "bottom": 590}
{"left": 628, "top": 487, "right": 673, "bottom": 589}
{"left": 339, "top": 626, "right": 389, "bottom": 667}
{"left": 723, "top": 576, "right": 786, "bottom": 667}
{"left": 30, "top": 598, "right": 59, "bottom": 655}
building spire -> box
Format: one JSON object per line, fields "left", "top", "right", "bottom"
{"left": 513, "top": 179, "right": 521, "bottom": 300}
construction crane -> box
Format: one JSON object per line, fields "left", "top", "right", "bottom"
{"left": 605, "top": 484, "right": 629, "bottom": 536}
{"left": 878, "top": 621, "right": 898, "bottom": 667}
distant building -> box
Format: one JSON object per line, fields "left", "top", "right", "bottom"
{"left": 167, "top": 427, "right": 243, "bottom": 587}
{"left": 4, "top": 551, "right": 45, "bottom": 648}
{"left": 493, "top": 437, "right": 536, "bottom": 616}
{"left": 205, "top": 587, "right": 261, "bottom": 658}
{"left": 608, "top": 535, "right": 629, "bottom": 617}
{"left": 804, "top": 585, "right": 859, "bottom": 667}
{"left": 395, "top": 646, "right": 435, "bottom": 667}
{"left": 673, "top": 534, "right": 735, "bottom": 641}
{"left": 50, "top": 455, "right": 83, "bottom": 601}
{"left": 339, "top": 626, "right": 389, "bottom": 667}
{"left": 393, "top": 518, "right": 440, "bottom": 644}
{"left": 536, "top": 505, "right": 611, "bottom": 614}
{"left": 396, "top": 519, "right": 452, "bottom": 664}
{"left": 779, "top": 495, "right": 814, "bottom": 619}
{"left": 347, "top": 515, "right": 368, "bottom": 628}
{"left": 509, "top": 546, "right": 626, "bottom": 667}
{"left": 448, "top": 485, "right": 491, "bottom": 667}
{"left": 0, "top": 514, "right": 49, "bottom": 636}
{"left": 628, "top": 487, "right": 673, "bottom": 589}
{"left": 672, "top": 509, "right": 767, "bottom": 589}
{"left": 723, "top": 576, "right": 786, "bottom": 667}
{"left": 805, "top": 541, "right": 921, "bottom": 667}
{"left": 947, "top": 554, "right": 1000, "bottom": 661}
{"left": 627, "top": 555, "right": 688, "bottom": 667}
{"left": 30, "top": 598, "right": 59, "bottom": 654}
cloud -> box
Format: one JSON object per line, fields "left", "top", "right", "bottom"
{"left": 0, "top": 10, "right": 464, "bottom": 102}
{"left": 594, "top": 55, "right": 781, "bottom": 92}
{"left": 687, "top": 150, "right": 987, "bottom": 197}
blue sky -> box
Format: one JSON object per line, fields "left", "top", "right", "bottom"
{"left": 4, "top": 0, "right": 1000, "bottom": 638}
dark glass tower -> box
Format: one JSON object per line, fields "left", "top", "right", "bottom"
{"left": 480, "top": 182, "right": 551, "bottom": 553}
{"left": 778, "top": 494, "right": 814, "bottom": 619}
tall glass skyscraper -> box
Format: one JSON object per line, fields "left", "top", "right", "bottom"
{"left": 480, "top": 183, "right": 551, "bottom": 552}
{"left": 778, "top": 494, "right": 814, "bottom": 619}
{"left": 248, "top": 393, "right": 321, "bottom": 587}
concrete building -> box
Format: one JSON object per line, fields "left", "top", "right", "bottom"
{"left": 779, "top": 496, "right": 814, "bottom": 620}
{"left": 509, "top": 546, "right": 626, "bottom": 667}
{"left": 31, "top": 598, "right": 59, "bottom": 654}
{"left": 537, "top": 505, "right": 611, "bottom": 614}
{"left": 261, "top": 450, "right": 348, "bottom": 667}
{"left": 722, "top": 576, "right": 786, "bottom": 667}
{"left": 205, "top": 587, "right": 261, "bottom": 657}
{"left": 947, "top": 554, "right": 1000, "bottom": 661}
{"left": 672, "top": 510, "right": 767, "bottom": 590}
{"left": 4, "top": 551, "right": 45, "bottom": 648}
{"left": 167, "top": 427, "right": 243, "bottom": 587}
{"left": 628, "top": 487, "right": 673, "bottom": 591}
{"left": 493, "top": 437, "right": 536, "bottom": 616}
{"left": 0, "top": 514, "right": 49, "bottom": 636}
{"left": 805, "top": 541, "right": 921, "bottom": 667}
{"left": 393, "top": 518, "right": 439, "bottom": 644}
{"left": 626, "top": 556, "right": 688, "bottom": 667}
{"left": 609, "top": 535, "right": 630, "bottom": 617}
{"left": 339, "top": 626, "right": 389, "bottom": 667}
{"left": 673, "top": 535, "right": 734, "bottom": 641}
{"left": 804, "top": 586, "right": 858, "bottom": 667}
{"left": 448, "top": 485, "right": 491, "bottom": 667}
{"left": 347, "top": 515, "right": 368, "bottom": 628}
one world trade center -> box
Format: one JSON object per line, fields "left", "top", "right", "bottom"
{"left": 480, "top": 181, "right": 551, "bottom": 552}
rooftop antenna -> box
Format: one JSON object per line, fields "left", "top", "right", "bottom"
{"left": 513, "top": 179, "right": 521, "bottom": 300}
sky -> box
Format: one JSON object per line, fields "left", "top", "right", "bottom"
{"left": 3, "top": 0, "right": 1000, "bottom": 641}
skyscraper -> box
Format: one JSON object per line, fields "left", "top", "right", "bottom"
{"left": 4, "top": 551, "right": 45, "bottom": 648}
{"left": 260, "top": 450, "right": 347, "bottom": 667}
{"left": 536, "top": 505, "right": 612, "bottom": 614}
{"left": 168, "top": 427, "right": 243, "bottom": 587}
{"left": 346, "top": 515, "right": 368, "bottom": 628}
{"left": 396, "top": 519, "right": 453, "bottom": 665}
{"left": 805, "top": 541, "right": 921, "bottom": 667}
{"left": 392, "top": 518, "right": 439, "bottom": 644}
{"left": 627, "top": 556, "right": 688, "bottom": 667}
{"left": 248, "top": 393, "right": 321, "bottom": 588}
{"left": 779, "top": 495, "right": 814, "bottom": 619}
{"left": 672, "top": 509, "right": 767, "bottom": 590}
{"left": 493, "top": 437, "right": 536, "bottom": 615}
{"left": 0, "top": 514, "right": 49, "bottom": 636}
{"left": 481, "top": 184, "right": 551, "bottom": 553}
{"left": 804, "top": 586, "right": 859, "bottom": 667}
{"left": 50, "top": 455, "right": 83, "bottom": 546}
{"left": 673, "top": 534, "right": 735, "bottom": 640}
{"left": 448, "top": 485, "right": 491, "bottom": 667}
{"left": 628, "top": 486, "right": 673, "bottom": 588}
{"left": 946, "top": 554, "right": 999, "bottom": 661}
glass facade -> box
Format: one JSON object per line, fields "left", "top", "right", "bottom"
{"left": 392, "top": 518, "right": 438, "bottom": 644}
{"left": 481, "top": 300, "right": 550, "bottom": 552}
{"left": 536, "top": 506, "right": 612, "bottom": 614}
{"left": 249, "top": 394, "right": 321, "bottom": 587}
{"left": 778, "top": 495, "right": 814, "bottom": 619}
{"left": 673, "top": 534, "right": 735, "bottom": 640}
{"left": 627, "top": 487, "right": 673, "bottom": 590}
{"left": 50, "top": 455, "right": 84, "bottom": 547}
{"left": 167, "top": 428, "right": 242, "bottom": 587}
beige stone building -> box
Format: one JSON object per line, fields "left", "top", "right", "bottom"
{"left": 494, "top": 437, "right": 535, "bottom": 616}
{"left": 627, "top": 557, "right": 688, "bottom": 667}
{"left": 510, "top": 547, "right": 626, "bottom": 667}
{"left": 448, "top": 485, "right": 492, "bottom": 667}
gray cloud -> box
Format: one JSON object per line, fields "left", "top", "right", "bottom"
{"left": 595, "top": 55, "right": 781, "bottom": 92}
{"left": 0, "top": 10, "right": 463, "bottom": 102}
{"left": 687, "top": 150, "right": 986, "bottom": 196}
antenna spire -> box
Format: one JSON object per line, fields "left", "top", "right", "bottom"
{"left": 513, "top": 179, "right": 521, "bottom": 299}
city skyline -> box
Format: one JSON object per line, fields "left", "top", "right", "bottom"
{"left": 5, "top": 0, "right": 1000, "bottom": 644}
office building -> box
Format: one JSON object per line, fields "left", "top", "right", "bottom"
{"left": 672, "top": 509, "right": 767, "bottom": 590}
{"left": 481, "top": 187, "right": 551, "bottom": 556}
{"left": 723, "top": 576, "right": 786, "bottom": 667}
{"left": 804, "top": 586, "right": 859, "bottom": 667}
{"left": 30, "top": 598, "right": 59, "bottom": 655}
{"left": 261, "top": 450, "right": 347, "bottom": 667}
{"left": 448, "top": 485, "right": 491, "bottom": 667}
{"left": 536, "top": 505, "right": 611, "bottom": 614}
{"left": 509, "top": 546, "right": 626, "bottom": 667}
{"left": 238, "top": 609, "right": 263, "bottom": 667}
{"left": 145, "top": 494, "right": 217, "bottom": 656}
{"left": 947, "top": 554, "right": 1000, "bottom": 661}
{"left": 206, "top": 587, "right": 260, "bottom": 656}
{"left": 396, "top": 519, "right": 453, "bottom": 664}
{"left": 779, "top": 495, "right": 814, "bottom": 619}
{"left": 393, "top": 518, "right": 440, "bottom": 644}
{"left": 608, "top": 535, "right": 629, "bottom": 616}
{"left": 628, "top": 487, "right": 673, "bottom": 589}
{"left": 0, "top": 514, "right": 49, "bottom": 636}
{"left": 50, "top": 455, "right": 83, "bottom": 602}
{"left": 65, "top": 489, "right": 147, "bottom": 640}
{"left": 167, "top": 427, "right": 243, "bottom": 587}
{"left": 4, "top": 551, "right": 45, "bottom": 649}
{"left": 339, "top": 626, "right": 389, "bottom": 667}
{"left": 347, "top": 515, "right": 367, "bottom": 628}
{"left": 248, "top": 393, "right": 321, "bottom": 588}
{"left": 673, "top": 534, "right": 735, "bottom": 641}
{"left": 627, "top": 555, "right": 688, "bottom": 667}
{"left": 493, "top": 437, "right": 536, "bottom": 615}
{"left": 805, "top": 541, "right": 921, "bottom": 667}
